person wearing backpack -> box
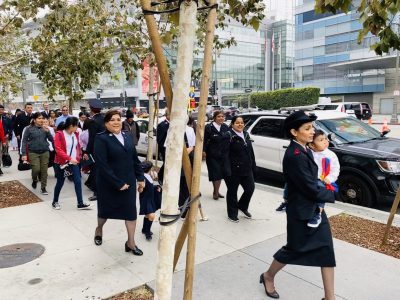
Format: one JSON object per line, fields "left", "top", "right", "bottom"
{"left": 222, "top": 115, "right": 256, "bottom": 223}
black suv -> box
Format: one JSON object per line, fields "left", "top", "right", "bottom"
{"left": 240, "top": 110, "right": 399, "bottom": 207}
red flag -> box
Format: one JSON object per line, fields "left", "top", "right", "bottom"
{"left": 271, "top": 32, "right": 275, "bottom": 53}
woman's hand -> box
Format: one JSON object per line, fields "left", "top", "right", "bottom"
{"left": 137, "top": 181, "right": 145, "bottom": 193}
{"left": 120, "top": 184, "right": 130, "bottom": 191}
{"left": 22, "top": 156, "right": 27, "bottom": 161}
{"left": 82, "top": 154, "right": 89, "bottom": 160}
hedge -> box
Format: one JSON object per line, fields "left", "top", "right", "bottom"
{"left": 250, "top": 87, "right": 320, "bottom": 110}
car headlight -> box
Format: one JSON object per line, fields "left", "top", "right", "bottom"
{"left": 376, "top": 160, "right": 400, "bottom": 174}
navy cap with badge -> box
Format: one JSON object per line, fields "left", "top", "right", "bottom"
{"left": 284, "top": 110, "right": 317, "bottom": 137}
{"left": 89, "top": 99, "right": 103, "bottom": 109}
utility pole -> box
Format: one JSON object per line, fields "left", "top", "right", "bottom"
{"left": 391, "top": 45, "right": 399, "bottom": 123}
{"left": 279, "top": 30, "right": 282, "bottom": 90}
{"left": 272, "top": 30, "right": 275, "bottom": 90}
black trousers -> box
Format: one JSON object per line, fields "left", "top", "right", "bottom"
{"left": 225, "top": 173, "right": 255, "bottom": 218}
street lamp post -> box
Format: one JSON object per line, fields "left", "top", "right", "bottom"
{"left": 391, "top": 49, "right": 399, "bottom": 124}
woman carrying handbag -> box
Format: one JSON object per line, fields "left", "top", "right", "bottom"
{"left": 52, "top": 117, "right": 91, "bottom": 210}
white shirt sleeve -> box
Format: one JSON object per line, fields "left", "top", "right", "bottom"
{"left": 185, "top": 126, "right": 196, "bottom": 147}
{"left": 325, "top": 149, "right": 340, "bottom": 183}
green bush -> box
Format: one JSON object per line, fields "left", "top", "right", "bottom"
{"left": 250, "top": 87, "right": 320, "bottom": 110}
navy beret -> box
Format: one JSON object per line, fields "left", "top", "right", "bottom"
{"left": 284, "top": 110, "right": 317, "bottom": 133}
{"left": 89, "top": 99, "right": 103, "bottom": 109}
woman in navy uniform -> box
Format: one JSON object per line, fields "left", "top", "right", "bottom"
{"left": 260, "top": 111, "right": 336, "bottom": 300}
{"left": 204, "top": 110, "right": 230, "bottom": 199}
{"left": 93, "top": 110, "right": 145, "bottom": 256}
{"left": 223, "top": 115, "right": 256, "bottom": 223}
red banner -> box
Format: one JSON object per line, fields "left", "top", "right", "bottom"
{"left": 141, "top": 58, "right": 159, "bottom": 94}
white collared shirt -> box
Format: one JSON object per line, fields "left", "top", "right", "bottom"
{"left": 63, "top": 130, "right": 77, "bottom": 159}
{"left": 144, "top": 173, "right": 154, "bottom": 184}
{"left": 212, "top": 122, "right": 221, "bottom": 132}
{"left": 232, "top": 129, "right": 245, "bottom": 143}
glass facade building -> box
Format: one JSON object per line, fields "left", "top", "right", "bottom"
{"left": 294, "top": 0, "right": 385, "bottom": 98}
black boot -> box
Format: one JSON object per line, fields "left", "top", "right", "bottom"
{"left": 146, "top": 220, "right": 153, "bottom": 240}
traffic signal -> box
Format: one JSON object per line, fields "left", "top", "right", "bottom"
{"left": 190, "top": 98, "right": 196, "bottom": 109}
{"left": 209, "top": 80, "right": 216, "bottom": 96}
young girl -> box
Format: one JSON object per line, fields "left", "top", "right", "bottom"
{"left": 308, "top": 129, "right": 340, "bottom": 228}
{"left": 139, "top": 161, "right": 162, "bottom": 240}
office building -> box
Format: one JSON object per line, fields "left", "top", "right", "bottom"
{"left": 295, "top": 0, "right": 400, "bottom": 113}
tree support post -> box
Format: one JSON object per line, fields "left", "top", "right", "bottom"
{"left": 183, "top": 3, "right": 217, "bottom": 299}
{"left": 382, "top": 188, "right": 400, "bottom": 245}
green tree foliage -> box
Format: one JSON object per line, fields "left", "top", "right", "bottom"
{"left": 316, "top": 0, "right": 400, "bottom": 54}
{"left": 0, "top": 0, "right": 53, "bottom": 99}
{"left": 9, "top": 0, "right": 265, "bottom": 108}
{"left": 250, "top": 87, "right": 320, "bottom": 110}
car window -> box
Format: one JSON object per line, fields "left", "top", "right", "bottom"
{"left": 242, "top": 115, "right": 263, "bottom": 131}
{"left": 317, "top": 105, "right": 339, "bottom": 110}
{"left": 250, "top": 118, "right": 284, "bottom": 138}
{"left": 136, "top": 120, "right": 148, "bottom": 134}
{"left": 316, "top": 117, "right": 381, "bottom": 144}
{"left": 361, "top": 103, "right": 370, "bottom": 109}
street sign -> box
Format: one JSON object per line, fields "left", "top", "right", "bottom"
{"left": 189, "top": 92, "right": 195, "bottom": 98}
{"left": 394, "top": 90, "right": 400, "bottom": 96}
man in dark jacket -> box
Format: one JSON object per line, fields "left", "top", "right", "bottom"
{"left": 122, "top": 110, "right": 140, "bottom": 146}
{"left": 14, "top": 102, "right": 33, "bottom": 158}
{"left": 156, "top": 111, "right": 170, "bottom": 183}
{"left": 84, "top": 99, "right": 105, "bottom": 201}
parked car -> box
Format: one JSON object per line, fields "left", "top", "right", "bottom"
{"left": 135, "top": 119, "right": 157, "bottom": 157}
{"left": 240, "top": 110, "right": 398, "bottom": 208}
{"left": 191, "top": 105, "right": 223, "bottom": 121}
{"left": 222, "top": 106, "right": 240, "bottom": 120}
{"left": 316, "top": 102, "right": 372, "bottom": 120}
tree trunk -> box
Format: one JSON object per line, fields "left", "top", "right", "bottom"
{"left": 154, "top": 2, "right": 198, "bottom": 300}
{"left": 183, "top": 3, "right": 217, "bottom": 299}
{"left": 147, "top": 54, "right": 155, "bottom": 161}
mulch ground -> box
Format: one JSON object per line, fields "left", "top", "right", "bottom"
{"left": 105, "top": 285, "right": 153, "bottom": 300}
{"left": 0, "top": 180, "right": 42, "bottom": 208}
{"left": 329, "top": 214, "right": 400, "bottom": 259}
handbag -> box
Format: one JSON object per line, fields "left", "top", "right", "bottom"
{"left": 2, "top": 144, "right": 12, "bottom": 167}
{"left": 18, "top": 161, "right": 31, "bottom": 171}
{"left": 62, "top": 135, "right": 75, "bottom": 178}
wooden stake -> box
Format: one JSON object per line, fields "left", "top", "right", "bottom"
{"left": 147, "top": 53, "right": 155, "bottom": 161}
{"left": 183, "top": 3, "right": 217, "bottom": 299}
{"left": 382, "top": 188, "right": 400, "bottom": 245}
{"left": 152, "top": 2, "right": 198, "bottom": 299}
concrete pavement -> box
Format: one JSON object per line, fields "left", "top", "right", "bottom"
{"left": 0, "top": 150, "right": 399, "bottom": 300}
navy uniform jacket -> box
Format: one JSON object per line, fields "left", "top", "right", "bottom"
{"left": 222, "top": 129, "right": 256, "bottom": 177}
{"left": 86, "top": 113, "right": 105, "bottom": 155}
{"left": 283, "top": 140, "right": 335, "bottom": 220}
{"left": 156, "top": 119, "right": 169, "bottom": 160}
{"left": 203, "top": 122, "right": 230, "bottom": 158}
{"left": 94, "top": 131, "right": 144, "bottom": 220}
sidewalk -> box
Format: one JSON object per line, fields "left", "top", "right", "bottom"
{"left": 0, "top": 151, "right": 399, "bottom": 300}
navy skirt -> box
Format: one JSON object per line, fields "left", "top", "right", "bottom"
{"left": 273, "top": 211, "right": 336, "bottom": 267}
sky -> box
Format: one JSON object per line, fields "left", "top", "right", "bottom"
{"left": 265, "top": 0, "right": 295, "bottom": 21}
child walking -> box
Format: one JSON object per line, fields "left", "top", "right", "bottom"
{"left": 308, "top": 129, "right": 339, "bottom": 227}
{"left": 139, "top": 161, "right": 162, "bottom": 240}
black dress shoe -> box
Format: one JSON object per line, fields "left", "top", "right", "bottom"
{"left": 218, "top": 194, "right": 224, "bottom": 198}
{"left": 125, "top": 242, "right": 143, "bottom": 256}
{"left": 94, "top": 235, "right": 102, "bottom": 246}
{"left": 259, "top": 273, "right": 279, "bottom": 299}
{"left": 240, "top": 209, "right": 252, "bottom": 219}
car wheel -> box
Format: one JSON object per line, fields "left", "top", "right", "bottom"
{"left": 338, "top": 174, "right": 374, "bottom": 207}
